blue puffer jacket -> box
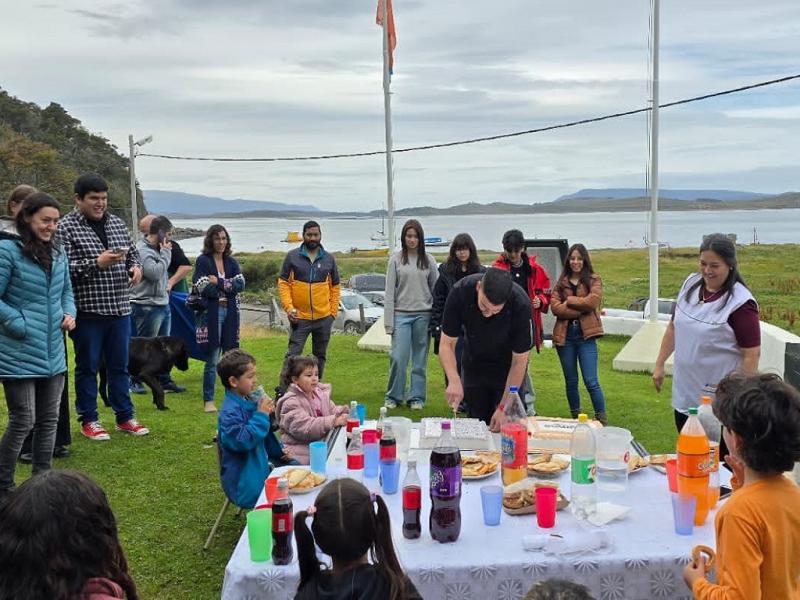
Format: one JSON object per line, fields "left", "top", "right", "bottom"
{"left": 0, "top": 239, "right": 76, "bottom": 378}
{"left": 218, "top": 389, "right": 285, "bottom": 509}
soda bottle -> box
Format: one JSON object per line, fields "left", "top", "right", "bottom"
{"left": 402, "top": 459, "right": 422, "bottom": 539}
{"left": 347, "top": 427, "right": 365, "bottom": 482}
{"left": 677, "top": 407, "right": 711, "bottom": 525}
{"left": 380, "top": 422, "right": 397, "bottom": 462}
{"left": 346, "top": 401, "right": 360, "bottom": 446}
{"left": 500, "top": 386, "right": 528, "bottom": 485}
{"left": 570, "top": 413, "right": 597, "bottom": 519}
{"left": 363, "top": 429, "right": 380, "bottom": 479}
{"left": 429, "top": 421, "right": 461, "bottom": 543}
{"left": 377, "top": 406, "right": 388, "bottom": 440}
{"left": 697, "top": 396, "right": 722, "bottom": 507}
{"left": 271, "top": 478, "right": 294, "bottom": 565}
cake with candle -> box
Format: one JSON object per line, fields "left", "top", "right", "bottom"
{"left": 527, "top": 416, "right": 603, "bottom": 453}
{"left": 419, "top": 417, "right": 491, "bottom": 450}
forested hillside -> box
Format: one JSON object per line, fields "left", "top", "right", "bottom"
{"left": 0, "top": 88, "right": 144, "bottom": 224}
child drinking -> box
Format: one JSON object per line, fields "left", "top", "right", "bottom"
{"left": 276, "top": 355, "right": 349, "bottom": 464}
{"left": 294, "top": 478, "right": 421, "bottom": 600}
{"left": 683, "top": 372, "right": 800, "bottom": 599}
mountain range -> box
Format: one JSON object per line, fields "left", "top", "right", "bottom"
{"left": 144, "top": 190, "right": 318, "bottom": 216}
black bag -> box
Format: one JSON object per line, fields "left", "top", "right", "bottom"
{"left": 185, "top": 284, "right": 205, "bottom": 313}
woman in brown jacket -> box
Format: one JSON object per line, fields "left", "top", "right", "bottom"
{"left": 550, "top": 244, "right": 607, "bottom": 424}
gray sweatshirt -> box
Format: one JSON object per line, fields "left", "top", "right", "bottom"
{"left": 130, "top": 239, "right": 172, "bottom": 305}
{"left": 383, "top": 251, "right": 438, "bottom": 334}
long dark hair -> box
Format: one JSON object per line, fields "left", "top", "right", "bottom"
{"left": 14, "top": 192, "right": 61, "bottom": 272}
{"left": 683, "top": 233, "right": 748, "bottom": 308}
{"left": 559, "top": 243, "right": 594, "bottom": 292}
{"left": 0, "top": 470, "right": 139, "bottom": 600}
{"left": 400, "top": 219, "right": 429, "bottom": 269}
{"left": 202, "top": 224, "right": 232, "bottom": 257}
{"left": 295, "top": 479, "right": 406, "bottom": 600}
{"left": 279, "top": 354, "right": 319, "bottom": 391}
{"left": 6, "top": 184, "right": 37, "bottom": 216}
{"left": 446, "top": 233, "right": 481, "bottom": 274}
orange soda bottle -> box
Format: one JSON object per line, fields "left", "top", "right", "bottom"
{"left": 501, "top": 386, "right": 528, "bottom": 485}
{"left": 676, "top": 407, "right": 711, "bottom": 525}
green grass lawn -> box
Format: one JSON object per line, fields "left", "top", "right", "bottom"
{"left": 0, "top": 331, "right": 680, "bottom": 599}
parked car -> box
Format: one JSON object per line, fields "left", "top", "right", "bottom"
{"left": 347, "top": 272, "right": 386, "bottom": 293}
{"left": 627, "top": 297, "right": 676, "bottom": 316}
{"left": 359, "top": 290, "right": 385, "bottom": 306}
{"left": 333, "top": 290, "right": 383, "bottom": 335}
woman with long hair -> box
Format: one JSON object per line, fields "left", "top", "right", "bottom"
{"left": 0, "top": 470, "right": 138, "bottom": 599}
{"left": 0, "top": 193, "right": 75, "bottom": 500}
{"left": 193, "top": 224, "right": 246, "bottom": 412}
{"left": 383, "top": 219, "right": 438, "bottom": 410}
{"left": 0, "top": 184, "right": 37, "bottom": 239}
{"left": 654, "top": 233, "right": 760, "bottom": 432}
{"left": 294, "top": 478, "right": 421, "bottom": 600}
{"left": 550, "top": 243, "right": 607, "bottom": 424}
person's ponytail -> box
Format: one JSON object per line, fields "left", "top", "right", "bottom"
{"left": 295, "top": 510, "right": 321, "bottom": 591}
{"left": 372, "top": 495, "right": 406, "bottom": 600}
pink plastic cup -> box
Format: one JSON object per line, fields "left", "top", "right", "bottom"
{"left": 535, "top": 487, "right": 557, "bottom": 528}
{"left": 666, "top": 459, "right": 678, "bottom": 493}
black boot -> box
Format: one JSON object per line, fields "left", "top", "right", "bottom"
{"left": 594, "top": 411, "right": 608, "bottom": 426}
{"left": 570, "top": 409, "right": 582, "bottom": 419}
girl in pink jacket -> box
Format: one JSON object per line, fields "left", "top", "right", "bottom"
{"left": 276, "top": 356, "right": 349, "bottom": 464}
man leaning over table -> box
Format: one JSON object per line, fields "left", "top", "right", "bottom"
{"left": 439, "top": 267, "right": 533, "bottom": 430}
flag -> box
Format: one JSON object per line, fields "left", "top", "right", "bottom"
{"left": 376, "top": 0, "right": 397, "bottom": 73}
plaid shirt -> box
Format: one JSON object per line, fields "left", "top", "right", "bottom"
{"left": 57, "top": 208, "right": 141, "bottom": 317}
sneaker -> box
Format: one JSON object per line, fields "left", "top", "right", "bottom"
{"left": 408, "top": 401, "right": 424, "bottom": 410}
{"left": 18, "top": 453, "right": 32, "bottom": 464}
{"left": 115, "top": 419, "right": 150, "bottom": 436}
{"left": 384, "top": 399, "right": 398, "bottom": 409}
{"left": 53, "top": 445, "right": 71, "bottom": 459}
{"left": 163, "top": 381, "right": 186, "bottom": 393}
{"left": 81, "top": 421, "right": 111, "bottom": 441}
{"left": 130, "top": 382, "right": 147, "bottom": 395}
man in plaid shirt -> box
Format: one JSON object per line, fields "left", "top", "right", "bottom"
{"left": 58, "top": 173, "right": 149, "bottom": 440}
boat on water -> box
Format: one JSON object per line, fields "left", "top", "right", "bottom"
{"left": 424, "top": 236, "right": 451, "bottom": 247}
{"left": 282, "top": 231, "right": 302, "bottom": 243}
{"left": 348, "top": 247, "right": 390, "bottom": 257}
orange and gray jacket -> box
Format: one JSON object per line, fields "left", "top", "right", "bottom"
{"left": 277, "top": 245, "right": 340, "bottom": 321}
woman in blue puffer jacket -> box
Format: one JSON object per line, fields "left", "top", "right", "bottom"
{"left": 0, "top": 193, "right": 76, "bottom": 502}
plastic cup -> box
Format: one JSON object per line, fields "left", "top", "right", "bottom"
{"left": 666, "top": 459, "right": 678, "bottom": 493}
{"left": 535, "top": 486, "right": 557, "bottom": 528}
{"left": 357, "top": 404, "right": 366, "bottom": 425}
{"left": 380, "top": 459, "right": 401, "bottom": 494}
{"left": 264, "top": 476, "right": 280, "bottom": 507}
{"left": 671, "top": 493, "right": 697, "bottom": 535}
{"left": 246, "top": 508, "right": 272, "bottom": 562}
{"left": 480, "top": 485, "right": 503, "bottom": 526}
{"left": 309, "top": 441, "right": 327, "bottom": 475}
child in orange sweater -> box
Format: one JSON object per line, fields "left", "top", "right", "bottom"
{"left": 683, "top": 372, "right": 800, "bottom": 599}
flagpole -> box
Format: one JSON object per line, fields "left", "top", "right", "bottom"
{"left": 381, "top": 0, "right": 395, "bottom": 253}
{"left": 647, "top": 0, "right": 660, "bottom": 322}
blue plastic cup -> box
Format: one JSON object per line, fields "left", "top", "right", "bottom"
{"left": 364, "top": 442, "right": 380, "bottom": 478}
{"left": 671, "top": 492, "right": 697, "bottom": 535}
{"left": 380, "top": 459, "right": 401, "bottom": 494}
{"left": 309, "top": 441, "right": 327, "bottom": 475}
{"left": 480, "top": 485, "right": 503, "bottom": 526}
{"left": 357, "top": 404, "right": 366, "bottom": 425}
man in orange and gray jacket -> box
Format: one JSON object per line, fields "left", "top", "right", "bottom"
{"left": 277, "top": 221, "right": 340, "bottom": 379}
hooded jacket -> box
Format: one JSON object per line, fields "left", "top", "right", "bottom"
{"left": 276, "top": 383, "right": 348, "bottom": 464}
{"left": 277, "top": 244, "right": 340, "bottom": 321}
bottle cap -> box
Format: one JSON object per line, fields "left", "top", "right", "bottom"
{"left": 277, "top": 477, "right": 289, "bottom": 490}
{"left": 350, "top": 400, "right": 358, "bottom": 407}
{"left": 688, "top": 407, "right": 698, "bottom": 415}
{"left": 701, "top": 396, "right": 712, "bottom": 405}
{"left": 578, "top": 413, "right": 588, "bottom": 422}
{"left": 509, "top": 386, "right": 518, "bottom": 393}
{"left": 441, "top": 421, "right": 452, "bottom": 430}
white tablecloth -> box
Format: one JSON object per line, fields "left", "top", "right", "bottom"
{"left": 222, "top": 431, "right": 726, "bottom": 600}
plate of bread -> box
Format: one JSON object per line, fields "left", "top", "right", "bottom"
{"left": 628, "top": 454, "right": 650, "bottom": 474}
{"left": 502, "top": 481, "right": 569, "bottom": 515}
{"left": 461, "top": 451, "right": 500, "bottom": 479}
{"left": 527, "top": 453, "right": 570, "bottom": 478}
{"left": 285, "top": 468, "right": 327, "bottom": 494}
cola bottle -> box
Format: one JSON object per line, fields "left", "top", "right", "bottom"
{"left": 380, "top": 421, "right": 397, "bottom": 462}
{"left": 402, "top": 459, "right": 422, "bottom": 539}
{"left": 429, "top": 421, "right": 461, "bottom": 543}
{"left": 271, "top": 478, "right": 293, "bottom": 565}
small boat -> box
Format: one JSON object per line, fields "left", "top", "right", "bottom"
{"left": 349, "top": 247, "right": 390, "bottom": 257}
{"left": 282, "top": 231, "right": 302, "bottom": 243}
{"left": 424, "top": 236, "right": 451, "bottom": 247}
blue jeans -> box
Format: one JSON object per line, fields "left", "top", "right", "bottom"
{"left": 72, "top": 316, "right": 135, "bottom": 424}
{"left": 386, "top": 312, "right": 431, "bottom": 405}
{"left": 131, "top": 304, "right": 172, "bottom": 386}
{"left": 556, "top": 322, "right": 606, "bottom": 414}
{"left": 203, "top": 307, "right": 228, "bottom": 402}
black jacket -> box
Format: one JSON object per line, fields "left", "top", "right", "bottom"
{"left": 429, "top": 261, "right": 485, "bottom": 353}
{"left": 295, "top": 565, "right": 422, "bottom": 600}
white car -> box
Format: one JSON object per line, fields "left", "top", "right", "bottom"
{"left": 333, "top": 291, "right": 383, "bottom": 334}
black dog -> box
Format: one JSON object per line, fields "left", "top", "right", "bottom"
{"left": 99, "top": 336, "right": 190, "bottom": 411}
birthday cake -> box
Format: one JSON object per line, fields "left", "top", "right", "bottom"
{"left": 419, "top": 417, "right": 491, "bottom": 450}
{"left": 527, "top": 416, "right": 603, "bottom": 452}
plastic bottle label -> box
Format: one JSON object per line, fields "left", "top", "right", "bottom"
{"left": 430, "top": 465, "right": 461, "bottom": 497}
{"left": 571, "top": 457, "right": 595, "bottom": 484}
{"left": 501, "top": 424, "right": 527, "bottom": 468}
{"left": 403, "top": 485, "right": 422, "bottom": 509}
{"left": 678, "top": 452, "right": 711, "bottom": 477}
{"left": 347, "top": 453, "right": 364, "bottom": 470}
{"left": 709, "top": 442, "right": 719, "bottom": 472}
{"left": 273, "top": 512, "right": 292, "bottom": 534}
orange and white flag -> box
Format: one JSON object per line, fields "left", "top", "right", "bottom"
{"left": 376, "top": 0, "right": 397, "bottom": 73}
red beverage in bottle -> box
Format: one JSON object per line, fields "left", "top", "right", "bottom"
{"left": 380, "top": 422, "right": 397, "bottom": 461}
{"left": 402, "top": 459, "right": 422, "bottom": 539}
{"left": 429, "top": 421, "right": 461, "bottom": 543}
{"left": 271, "top": 479, "right": 294, "bottom": 565}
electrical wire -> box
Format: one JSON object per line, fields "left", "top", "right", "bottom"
{"left": 138, "top": 74, "right": 800, "bottom": 163}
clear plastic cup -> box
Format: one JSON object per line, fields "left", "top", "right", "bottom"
{"left": 671, "top": 492, "right": 697, "bottom": 535}
{"left": 480, "top": 485, "right": 503, "bottom": 526}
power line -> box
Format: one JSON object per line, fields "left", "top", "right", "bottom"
{"left": 139, "top": 74, "right": 800, "bottom": 163}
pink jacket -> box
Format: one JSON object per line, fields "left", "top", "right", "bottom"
{"left": 276, "top": 383, "right": 348, "bottom": 464}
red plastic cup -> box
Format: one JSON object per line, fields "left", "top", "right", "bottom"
{"left": 535, "top": 487, "right": 557, "bottom": 528}
{"left": 264, "top": 476, "right": 280, "bottom": 507}
{"left": 666, "top": 459, "right": 678, "bottom": 493}
{"left": 362, "top": 429, "right": 378, "bottom": 444}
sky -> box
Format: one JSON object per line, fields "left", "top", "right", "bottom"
{"left": 1, "top": 1, "right": 798, "bottom": 211}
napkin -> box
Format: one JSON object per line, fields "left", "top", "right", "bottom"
{"left": 522, "top": 530, "right": 611, "bottom": 556}
{"left": 587, "top": 502, "right": 631, "bottom": 526}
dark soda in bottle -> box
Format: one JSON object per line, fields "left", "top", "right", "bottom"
{"left": 380, "top": 421, "right": 397, "bottom": 462}
{"left": 402, "top": 459, "right": 422, "bottom": 539}
{"left": 271, "top": 478, "right": 294, "bottom": 565}
{"left": 429, "top": 421, "right": 461, "bottom": 543}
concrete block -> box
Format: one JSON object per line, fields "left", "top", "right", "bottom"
{"left": 612, "top": 320, "right": 673, "bottom": 374}
{"left": 356, "top": 316, "right": 391, "bottom": 353}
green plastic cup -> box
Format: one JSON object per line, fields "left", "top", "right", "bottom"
{"left": 246, "top": 508, "right": 272, "bottom": 562}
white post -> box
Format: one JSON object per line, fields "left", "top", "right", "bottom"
{"left": 381, "top": 0, "right": 395, "bottom": 253}
{"left": 647, "top": 0, "right": 660, "bottom": 322}
{"left": 128, "top": 134, "right": 138, "bottom": 233}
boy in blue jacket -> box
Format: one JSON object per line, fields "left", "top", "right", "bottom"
{"left": 217, "top": 349, "right": 296, "bottom": 508}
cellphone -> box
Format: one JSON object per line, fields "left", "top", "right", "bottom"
{"left": 112, "top": 247, "right": 126, "bottom": 255}
{"left": 157, "top": 230, "right": 167, "bottom": 243}
{"left": 719, "top": 485, "right": 733, "bottom": 500}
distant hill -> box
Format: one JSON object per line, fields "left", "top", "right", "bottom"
{"left": 144, "top": 190, "right": 319, "bottom": 217}
{"left": 556, "top": 188, "right": 770, "bottom": 202}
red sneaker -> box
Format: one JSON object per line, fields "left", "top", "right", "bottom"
{"left": 115, "top": 419, "right": 150, "bottom": 436}
{"left": 81, "top": 421, "right": 110, "bottom": 441}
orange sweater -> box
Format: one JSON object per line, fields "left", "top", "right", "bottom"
{"left": 693, "top": 476, "right": 800, "bottom": 600}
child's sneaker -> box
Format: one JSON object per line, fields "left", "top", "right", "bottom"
{"left": 408, "top": 401, "right": 424, "bottom": 410}
{"left": 115, "top": 419, "right": 150, "bottom": 436}
{"left": 384, "top": 399, "right": 398, "bottom": 409}
{"left": 81, "top": 421, "right": 110, "bottom": 441}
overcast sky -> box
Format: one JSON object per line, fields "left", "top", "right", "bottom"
{"left": 1, "top": 1, "right": 798, "bottom": 211}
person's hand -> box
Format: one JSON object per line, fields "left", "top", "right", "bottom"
{"left": 128, "top": 265, "right": 142, "bottom": 286}
{"left": 258, "top": 394, "right": 274, "bottom": 414}
{"left": 683, "top": 554, "right": 707, "bottom": 589}
{"left": 61, "top": 314, "right": 76, "bottom": 331}
{"left": 652, "top": 364, "right": 666, "bottom": 392}
{"left": 161, "top": 240, "right": 173, "bottom": 251}
{"left": 334, "top": 413, "right": 348, "bottom": 427}
{"left": 724, "top": 453, "right": 746, "bottom": 487}
{"left": 166, "top": 280, "right": 174, "bottom": 294}
{"left": 532, "top": 296, "right": 541, "bottom": 309}
{"left": 445, "top": 378, "right": 464, "bottom": 411}
{"left": 207, "top": 275, "right": 218, "bottom": 286}
{"left": 287, "top": 308, "right": 299, "bottom": 323}
{"left": 97, "top": 249, "right": 125, "bottom": 269}
{"left": 489, "top": 405, "right": 507, "bottom": 433}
